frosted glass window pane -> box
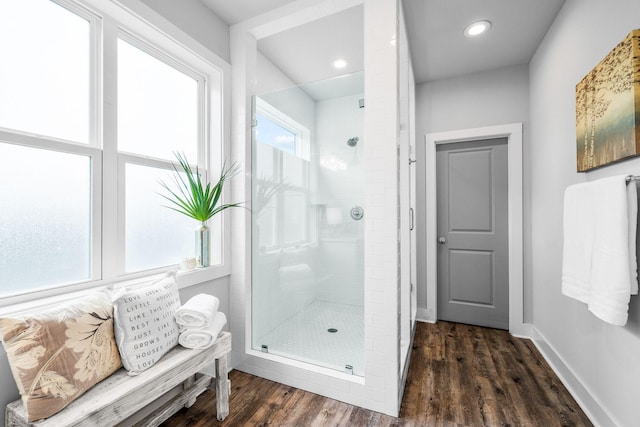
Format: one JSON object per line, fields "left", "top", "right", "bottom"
{"left": 283, "top": 152, "right": 305, "bottom": 187}
{"left": 0, "top": 144, "right": 91, "bottom": 294}
{"left": 283, "top": 191, "right": 307, "bottom": 243}
{"left": 0, "top": 0, "right": 90, "bottom": 143}
{"left": 256, "top": 198, "right": 277, "bottom": 249}
{"left": 118, "top": 39, "right": 198, "bottom": 161}
{"left": 256, "top": 141, "right": 275, "bottom": 179}
{"left": 125, "top": 163, "right": 196, "bottom": 272}
{"left": 256, "top": 114, "right": 296, "bottom": 155}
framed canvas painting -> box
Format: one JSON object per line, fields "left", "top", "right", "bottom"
{"left": 576, "top": 29, "right": 640, "bottom": 172}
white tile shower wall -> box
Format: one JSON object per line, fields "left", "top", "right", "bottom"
{"left": 315, "top": 94, "right": 365, "bottom": 306}
{"left": 315, "top": 95, "right": 365, "bottom": 206}
{"left": 230, "top": 0, "right": 403, "bottom": 417}
{"left": 316, "top": 239, "right": 363, "bottom": 305}
{"left": 363, "top": 0, "right": 401, "bottom": 414}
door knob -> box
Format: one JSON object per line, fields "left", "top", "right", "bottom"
{"left": 438, "top": 236, "right": 446, "bottom": 244}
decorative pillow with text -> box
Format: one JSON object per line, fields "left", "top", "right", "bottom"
{"left": 0, "top": 292, "right": 122, "bottom": 422}
{"left": 112, "top": 272, "right": 181, "bottom": 375}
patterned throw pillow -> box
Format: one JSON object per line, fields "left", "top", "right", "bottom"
{"left": 0, "top": 292, "right": 122, "bottom": 422}
{"left": 112, "top": 272, "right": 181, "bottom": 375}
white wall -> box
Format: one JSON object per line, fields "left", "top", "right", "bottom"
{"left": 529, "top": 1, "right": 640, "bottom": 425}
{"left": 256, "top": 52, "right": 297, "bottom": 94}
{"left": 414, "top": 65, "right": 530, "bottom": 320}
{"left": 138, "top": 0, "right": 230, "bottom": 62}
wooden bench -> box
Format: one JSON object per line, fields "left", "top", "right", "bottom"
{"left": 5, "top": 332, "right": 231, "bottom": 427}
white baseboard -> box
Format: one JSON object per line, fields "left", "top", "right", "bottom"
{"left": 529, "top": 326, "right": 616, "bottom": 427}
{"left": 415, "top": 307, "right": 435, "bottom": 323}
{"left": 510, "top": 322, "right": 534, "bottom": 339}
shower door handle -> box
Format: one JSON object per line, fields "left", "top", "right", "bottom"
{"left": 409, "top": 208, "right": 414, "bottom": 231}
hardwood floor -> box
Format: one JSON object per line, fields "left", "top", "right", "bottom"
{"left": 162, "top": 321, "right": 592, "bottom": 426}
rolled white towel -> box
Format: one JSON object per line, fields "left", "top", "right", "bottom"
{"left": 179, "top": 312, "right": 227, "bottom": 350}
{"left": 175, "top": 293, "right": 220, "bottom": 330}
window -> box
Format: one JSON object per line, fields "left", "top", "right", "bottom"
{"left": 0, "top": 143, "right": 93, "bottom": 293}
{"left": 124, "top": 163, "right": 195, "bottom": 272}
{"left": 117, "top": 37, "right": 199, "bottom": 160}
{"left": 255, "top": 114, "right": 296, "bottom": 155}
{"left": 255, "top": 98, "right": 310, "bottom": 160}
{"left": 0, "top": 0, "right": 227, "bottom": 301}
{"left": 117, "top": 36, "right": 202, "bottom": 273}
{"left": 0, "top": 0, "right": 90, "bottom": 143}
{"left": 254, "top": 100, "right": 310, "bottom": 249}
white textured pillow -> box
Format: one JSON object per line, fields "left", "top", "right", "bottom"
{"left": 112, "top": 272, "right": 181, "bottom": 375}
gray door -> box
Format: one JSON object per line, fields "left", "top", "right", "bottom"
{"left": 436, "top": 138, "right": 509, "bottom": 330}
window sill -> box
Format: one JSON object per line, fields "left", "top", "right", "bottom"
{"left": 0, "top": 265, "right": 229, "bottom": 316}
{"left": 176, "top": 266, "right": 229, "bottom": 289}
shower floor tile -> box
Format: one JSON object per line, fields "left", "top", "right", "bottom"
{"left": 257, "top": 301, "right": 364, "bottom": 376}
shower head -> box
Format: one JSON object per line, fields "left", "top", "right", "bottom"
{"left": 347, "top": 137, "right": 359, "bottom": 147}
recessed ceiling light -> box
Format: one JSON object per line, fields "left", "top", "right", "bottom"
{"left": 464, "top": 20, "right": 491, "bottom": 37}
{"left": 332, "top": 59, "right": 349, "bottom": 69}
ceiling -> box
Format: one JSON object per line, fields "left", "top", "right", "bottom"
{"left": 257, "top": 5, "right": 364, "bottom": 86}
{"left": 403, "top": 0, "right": 565, "bottom": 82}
{"left": 200, "top": 0, "right": 566, "bottom": 84}
{"left": 200, "top": 0, "right": 295, "bottom": 27}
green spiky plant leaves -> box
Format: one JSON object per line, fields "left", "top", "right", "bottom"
{"left": 159, "top": 152, "right": 241, "bottom": 226}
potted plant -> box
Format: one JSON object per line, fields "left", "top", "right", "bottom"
{"left": 159, "top": 152, "right": 241, "bottom": 268}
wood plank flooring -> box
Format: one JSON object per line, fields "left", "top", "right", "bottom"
{"left": 162, "top": 321, "right": 592, "bottom": 426}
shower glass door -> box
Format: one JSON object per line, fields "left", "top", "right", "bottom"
{"left": 252, "top": 72, "right": 364, "bottom": 376}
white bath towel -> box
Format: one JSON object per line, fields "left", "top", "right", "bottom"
{"left": 178, "top": 312, "right": 227, "bottom": 349}
{"left": 561, "top": 175, "right": 638, "bottom": 326}
{"left": 561, "top": 181, "right": 595, "bottom": 303}
{"left": 175, "top": 294, "right": 219, "bottom": 330}
{"left": 588, "top": 176, "right": 638, "bottom": 325}
{"left": 629, "top": 181, "right": 639, "bottom": 297}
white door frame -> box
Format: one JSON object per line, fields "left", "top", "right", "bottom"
{"left": 425, "top": 123, "right": 525, "bottom": 336}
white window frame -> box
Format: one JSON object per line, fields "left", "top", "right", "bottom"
{"left": 114, "top": 30, "right": 208, "bottom": 277}
{"left": 256, "top": 98, "right": 310, "bottom": 161}
{"left": 0, "top": 0, "right": 231, "bottom": 308}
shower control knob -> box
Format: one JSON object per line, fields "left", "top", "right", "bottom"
{"left": 438, "top": 236, "right": 447, "bottom": 244}
{"left": 350, "top": 206, "right": 364, "bottom": 221}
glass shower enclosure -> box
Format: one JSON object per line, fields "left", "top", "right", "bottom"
{"left": 251, "top": 72, "right": 364, "bottom": 375}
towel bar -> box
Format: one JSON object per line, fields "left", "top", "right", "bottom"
{"left": 625, "top": 175, "right": 640, "bottom": 183}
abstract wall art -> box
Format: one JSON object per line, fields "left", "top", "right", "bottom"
{"left": 576, "top": 29, "right": 640, "bottom": 172}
